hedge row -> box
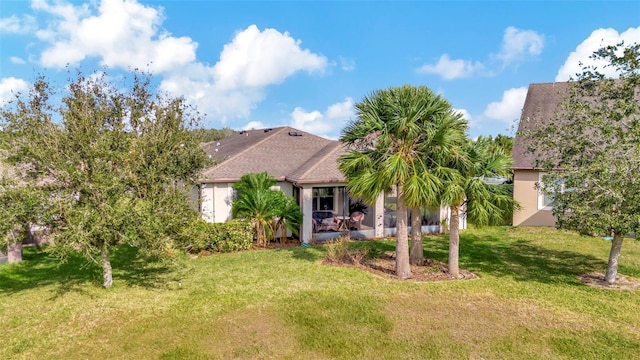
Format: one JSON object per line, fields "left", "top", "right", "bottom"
{"left": 181, "top": 219, "right": 253, "bottom": 253}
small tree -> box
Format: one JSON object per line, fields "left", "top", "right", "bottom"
{"left": 525, "top": 42, "right": 640, "bottom": 284}
{"left": 232, "top": 172, "right": 302, "bottom": 247}
{"left": 339, "top": 85, "right": 467, "bottom": 278}
{"left": 440, "top": 137, "right": 518, "bottom": 277}
{"left": 1, "top": 70, "right": 209, "bottom": 288}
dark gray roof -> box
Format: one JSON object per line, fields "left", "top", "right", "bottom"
{"left": 201, "top": 126, "right": 346, "bottom": 184}
{"left": 512, "top": 82, "right": 570, "bottom": 169}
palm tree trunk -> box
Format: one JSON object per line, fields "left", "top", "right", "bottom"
{"left": 101, "top": 244, "right": 113, "bottom": 288}
{"left": 604, "top": 233, "right": 624, "bottom": 285}
{"left": 448, "top": 205, "right": 460, "bottom": 278}
{"left": 395, "top": 191, "right": 412, "bottom": 279}
{"left": 410, "top": 207, "right": 423, "bottom": 265}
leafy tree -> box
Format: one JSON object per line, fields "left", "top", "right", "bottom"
{"left": 339, "top": 85, "right": 467, "bottom": 278}
{"left": 440, "top": 137, "right": 518, "bottom": 277}
{"left": 0, "top": 70, "right": 209, "bottom": 288}
{"left": 477, "top": 134, "right": 514, "bottom": 159}
{"left": 524, "top": 42, "right": 640, "bottom": 284}
{"left": 192, "top": 127, "right": 235, "bottom": 143}
{"left": 232, "top": 172, "right": 302, "bottom": 247}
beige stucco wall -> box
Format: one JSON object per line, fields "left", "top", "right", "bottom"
{"left": 512, "top": 170, "right": 556, "bottom": 227}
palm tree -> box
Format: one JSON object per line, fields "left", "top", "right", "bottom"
{"left": 232, "top": 172, "right": 303, "bottom": 247}
{"left": 272, "top": 193, "right": 303, "bottom": 245}
{"left": 440, "top": 137, "right": 519, "bottom": 277}
{"left": 339, "top": 85, "right": 467, "bottom": 279}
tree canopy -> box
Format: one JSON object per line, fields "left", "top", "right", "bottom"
{"left": 232, "top": 172, "right": 302, "bottom": 247}
{"left": 524, "top": 42, "right": 640, "bottom": 284}
{"left": 339, "top": 85, "right": 468, "bottom": 278}
{"left": 0, "top": 70, "right": 209, "bottom": 287}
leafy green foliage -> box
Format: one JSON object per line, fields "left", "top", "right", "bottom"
{"left": 524, "top": 42, "right": 640, "bottom": 283}
{"left": 191, "top": 127, "right": 235, "bottom": 143}
{"left": 339, "top": 84, "right": 468, "bottom": 277}
{"left": 0, "top": 70, "right": 209, "bottom": 287}
{"left": 179, "top": 218, "right": 252, "bottom": 253}
{"left": 232, "top": 172, "right": 303, "bottom": 247}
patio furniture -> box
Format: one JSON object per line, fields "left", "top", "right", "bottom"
{"left": 348, "top": 211, "right": 365, "bottom": 230}
{"left": 312, "top": 210, "right": 342, "bottom": 232}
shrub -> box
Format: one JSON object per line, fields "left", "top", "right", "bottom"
{"left": 180, "top": 219, "right": 252, "bottom": 253}
{"left": 324, "top": 236, "right": 367, "bottom": 265}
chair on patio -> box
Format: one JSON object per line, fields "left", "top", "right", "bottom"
{"left": 313, "top": 211, "right": 342, "bottom": 232}
{"left": 348, "top": 211, "right": 365, "bottom": 230}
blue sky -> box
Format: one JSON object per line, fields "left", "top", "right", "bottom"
{"left": 1, "top": 1, "right": 639, "bottom": 139}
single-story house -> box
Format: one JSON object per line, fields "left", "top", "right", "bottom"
{"left": 198, "top": 126, "right": 461, "bottom": 243}
{"left": 512, "top": 82, "right": 569, "bottom": 227}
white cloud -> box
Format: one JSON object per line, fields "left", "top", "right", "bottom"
{"left": 161, "top": 25, "right": 329, "bottom": 123}
{"left": 339, "top": 56, "right": 356, "bottom": 71}
{"left": 555, "top": 26, "right": 640, "bottom": 81}
{"left": 213, "top": 25, "right": 327, "bottom": 90}
{"left": 0, "top": 14, "right": 36, "bottom": 34}
{"left": 0, "top": 77, "right": 30, "bottom": 106}
{"left": 32, "top": 0, "right": 197, "bottom": 73}
{"left": 290, "top": 97, "right": 354, "bottom": 138}
{"left": 483, "top": 87, "right": 528, "bottom": 124}
{"left": 416, "top": 54, "right": 484, "bottom": 80}
{"left": 10, "top": 56, "right": 27, "bottom": 64}
{"left": 496, "top": 26, "right": 544, "bottom": 64}
{"left": 12, "top": 2, "right": 329, "bottom": 126}
{"left": 242, "top": 121, "right": 266, "bottom": 130}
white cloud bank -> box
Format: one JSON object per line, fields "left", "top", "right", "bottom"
{"left": 496, "top": 26, "right": 545, "bottom": 64}
{"left": 483, "top": 87, "right": 528, "bottom": 125}
{"left": 160, "top": 24, "right": 328, "bottom": 122}
{"left": 417, "top": 26, "right": 544, "bottom": 80}
{"left": 416, "top": 54, "right": 484, "bottom": 80}
{"left": 9, "top": 0, "right": 329, "bottom": 125}
{"left": 290, "top": 97, "right": 355, "bottom": 138}
{"left": 32, "top": 0, "right": 197, "bottom": 73}
{"left": 0, "top": 77, "right": 30, "bottom": 106}
{"left": 0, "top": 14, "right": 36, "bottom": 34}
{"left": 555, "top": 26, "right": 640, "bottom": 81}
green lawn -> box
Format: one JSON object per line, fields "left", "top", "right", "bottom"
{"left": 1, "top": 227, "right": 640, "bottom": 359}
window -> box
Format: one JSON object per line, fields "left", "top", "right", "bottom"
{"left": 313, "top": 187, "right": 335, "bottom": 211}
{"left": 538, "top": 173, "right": 565, "bottom": 210}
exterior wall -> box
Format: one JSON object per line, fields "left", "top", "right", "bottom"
{"left": 301, "top": 186, "right": 314, "bottom": 243}
{"left": 201, "top": 184, "right": 215, "bottom": 222}
{"left": 512, "top": 170, "right": 556, "bottom": 226}
{"left": 274, "top": 181, "right": 293, "bottom": 197}
{"left": 200, "top": 183, "right": 234, "bottom": 223}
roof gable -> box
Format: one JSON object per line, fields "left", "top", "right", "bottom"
{"left": 512, "top": 82, "right": 569, "bottom": 169}
{"left": 201, "top": 126, "right": 346, "bottom": 183}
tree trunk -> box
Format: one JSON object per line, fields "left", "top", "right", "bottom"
{"left": 7, "top": 229, "right": 23, "bottom": 263}
{"left": 604, "top": 233, "right": 624, "bottom": 285}
{"left": 410, "top": 207, "right": 424, "bottom": 265}
{"left": 395, "top": 191, "right": 412, "bottom": 279}
{"left": 101, "top": 245, "right": 113, "bottom": 288}
{"left": 448, "top": 205, "right": 460, "bottom": 278}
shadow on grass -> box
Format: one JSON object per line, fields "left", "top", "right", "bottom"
{"left": 0, "top": 245, "right": 174, "bottom": 296}
{"left": 422, "top": 232, "right": 604, "bottom": 285}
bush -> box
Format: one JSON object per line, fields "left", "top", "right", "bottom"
{"left": 180, "top": 219, "right": 253, "bottom": 253}
{"left": 324, "top": 236, "right": 367, "bottom": 265}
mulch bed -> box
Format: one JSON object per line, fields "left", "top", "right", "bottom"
{"left": 361, "top": 252, "right": 479, "bottom": 282}
{"left": 578, "top": 273, "right": 640, "bottom": 291}
{"left": 323, "top": 250, "right": 479, "bottom": 282}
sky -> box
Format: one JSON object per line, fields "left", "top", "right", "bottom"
{"left": 1, "top": 1, "right": 639, "bottom": 140}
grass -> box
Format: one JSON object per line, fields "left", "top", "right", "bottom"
{"left": 1, "top": 226, "right": 640, "bottom": 359}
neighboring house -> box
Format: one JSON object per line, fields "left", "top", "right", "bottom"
{"left": 511, "top": 82, "right": 570, "bottom": 227}
{"left": 199, "top": 126, "right": 459, "bottom": 243}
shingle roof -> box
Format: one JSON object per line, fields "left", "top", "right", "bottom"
{"left": 201, "top": 126, "right": 347, "bottom": 184}
{"left": 512, "top": 82, "right": 570, "bottom": 169}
